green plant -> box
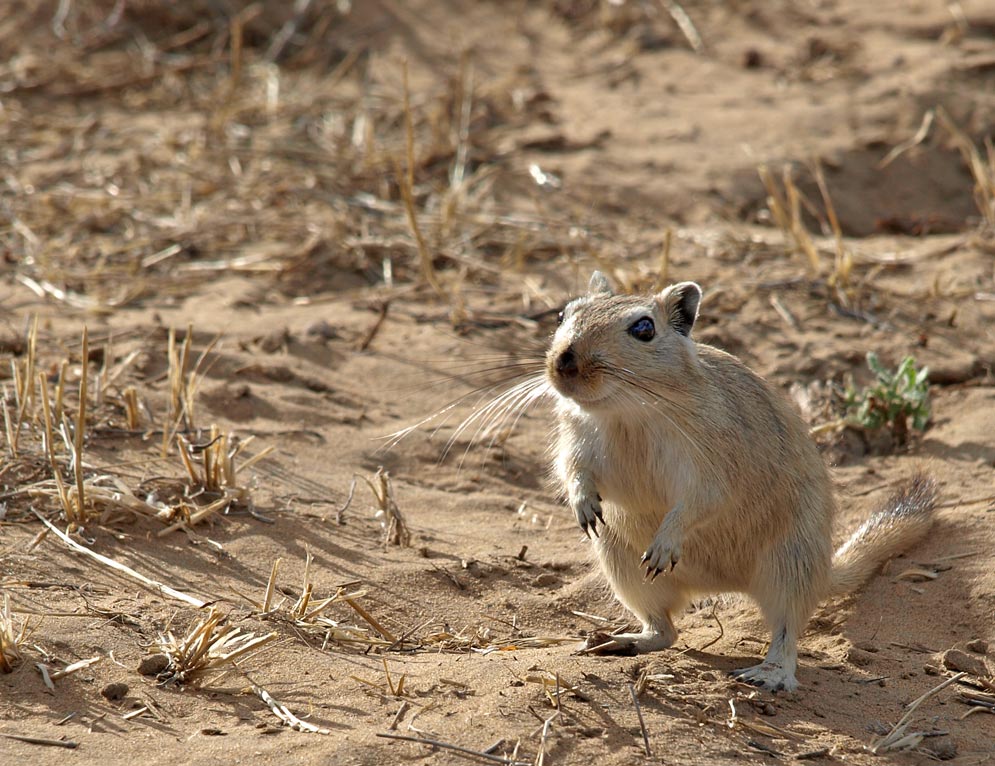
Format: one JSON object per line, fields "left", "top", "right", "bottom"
{"left": 845, "top": 353, "right": 930, "bottom": 444}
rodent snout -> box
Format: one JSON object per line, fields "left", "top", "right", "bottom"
{"left": 555, "top": 347, "right": 579, "bottom": 378}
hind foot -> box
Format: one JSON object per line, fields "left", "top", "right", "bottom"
{"left": 730, "top": 662, "right": 798, "bottom": 692}
{"left": 580, "top": 630, "right": 673, "bottom": 656}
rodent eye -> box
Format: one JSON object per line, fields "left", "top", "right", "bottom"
{"left": 556, "top": 311, "right": 565, "bottom": 326}
{"left": 628, "top": 317, "right": 655, "bottom": 342}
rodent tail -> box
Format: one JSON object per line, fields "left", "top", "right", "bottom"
{"left": 830, "top": 472, "right": 938, "bottom": 598}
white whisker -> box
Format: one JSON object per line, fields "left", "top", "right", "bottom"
{"left": 443, "top": 374, "right": 548, "bottom": 462}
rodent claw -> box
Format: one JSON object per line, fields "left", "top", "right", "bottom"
{"left": 581, "top": 520, "right": 600, "bottom": 539}
{"left": 574, "top": 494, "right": 603, "bottom": 539}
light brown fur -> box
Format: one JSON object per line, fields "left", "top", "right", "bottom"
{"left": 546, "top": 273, "right": 936, "bottom": 690}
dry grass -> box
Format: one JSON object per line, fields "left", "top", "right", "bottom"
{"left": 242, "top": 551, "right": 574, "bottom": 656}
{"left": 363, "top": 467, "right": 412, "bottom": 547}
{"left": 0, "top": 316, "right": 271, "bottom": 536}
{"left": 758, "top": 164, "right": 823, "bottom": 275}
{"left": 244, "top": 552, "right": 394, "bottom": 650}
{"left": 936, "top": 107, "right": 995, "bottom": 231}
{"left": 152, "top": 608, "right": 278, "bottom": 688}
{"left": 758, "top": 162, "right": 858, "bottom": 306}
{"left": 1, "top": 0, "right": 626, "bottom": 331}
{"left": 0, "top": 592, "right": 30, "bottom": 673}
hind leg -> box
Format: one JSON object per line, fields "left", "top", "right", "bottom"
{"left": 733, "top": 541, "right": 825, "bottom": 691}
{"left": 730, "top": 619, "right": 801, "bottom": 691}
{"left": 584, "top": 526, "right": 689, "bottom": 655}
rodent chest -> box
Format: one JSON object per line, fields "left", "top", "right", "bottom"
{"left": 580, "top": 421, "right": 689, "bottom": 512}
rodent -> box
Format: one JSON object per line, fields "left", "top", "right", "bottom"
{"left": 546, "top": 272, "right": 937, "bottom": 691}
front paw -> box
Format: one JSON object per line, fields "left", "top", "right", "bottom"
{"left": 641, "top": 534, "right": 680, "bottom": 580}
{"left": 574, "top": 493, "right": 604, "bottom": 538}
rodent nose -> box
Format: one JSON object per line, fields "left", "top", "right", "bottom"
{"left": 556, "top": 347, "right": 579, "bottom": 377}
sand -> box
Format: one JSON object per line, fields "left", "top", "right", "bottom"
{"left": 1, "top": 1, "right": 994, "bottom": 764}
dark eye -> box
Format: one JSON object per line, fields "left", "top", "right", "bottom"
{"left": 556, "top": 311, "right": 565, "bottom": 326}
{"left": 628, "top": 317, "right": 655, "bottom": 342}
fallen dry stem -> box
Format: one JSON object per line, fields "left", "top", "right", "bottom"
{"left": 659, "top": 0, "right": 704, "bottom": 53}
{"left": 344, "top": 595, "right": 397, "bottom": 643}
{"left": 36, "top": 512, "right": 207, "bottom": 608}
{"left": 871, "top": 672, "right": 967, "bottom": 753}
{"left": 253, "top": 682, "right": 330, "bottom": 734}
{"left": 0, "top": 732, "right": 78, "bottom": 749}
{"left": 376, "top": 732, "right": 529, "bottom": 766}
{"left": 628, "top": 682, "right": 652, "bottom": 756}
{"left": 47, "top": 655, "right": 102, "bottom": 681}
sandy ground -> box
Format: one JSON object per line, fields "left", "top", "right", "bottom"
{"left": 2, "top": 1, "right": 995, "bottom": 764}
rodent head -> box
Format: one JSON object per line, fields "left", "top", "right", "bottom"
{"left": 546, "top": 272, "right": 702, "bottom": 410}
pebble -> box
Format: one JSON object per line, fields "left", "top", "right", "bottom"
{"left": 137, "top": 653, "right": 170, "bottom": 676}
{"left": 853, "top": 641, "right": 880, "bottom": 653}
{"left": 966, "top": 639, "right": 989, "bottom": 654}
{"left": 305, "top": 320, "right": 339, "bottom": 340}
{"left": 941, "top": 648, "right": 990, "bottom": 677}
{"left": 533, "top": 572, "right": 559, "bottom": 587}
{"left": 258, "top": 328, "right": 290, "bottom": 353}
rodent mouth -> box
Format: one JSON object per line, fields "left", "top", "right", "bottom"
{"left": 546, "top": 371, "right": 606, "bottom": 406}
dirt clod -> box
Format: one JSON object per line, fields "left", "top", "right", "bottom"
{"left": 101, "top": 682, "right": 129, "bottom": 700}
{"left": 924, "top": 738, "right": 958, "bottom": 761}
{"left": 846, "top": 648, "right": 876, "bottom": 667}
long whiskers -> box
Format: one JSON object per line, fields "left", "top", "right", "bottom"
{"left": 443, "top": 374, "right": 551, "bottom": 465}
{"left": 380, "top": 359, "right": 548, "bottom": 456}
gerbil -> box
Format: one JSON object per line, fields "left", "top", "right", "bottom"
{"left": 546, "top": 272, "right": 936, "bottom": 691}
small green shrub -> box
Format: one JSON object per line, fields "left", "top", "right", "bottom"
{"left": 844, "top": 353, "right": 930, "bottom": 444}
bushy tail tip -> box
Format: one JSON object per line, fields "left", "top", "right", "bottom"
{"left": 830, "top": 472, "right": 938, "bottom": 597}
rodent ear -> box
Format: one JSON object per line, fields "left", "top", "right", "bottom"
{"left": 587, "top": 271, "right": 614, "bottom": 296}
{"left": 657, "top": 281, "right": 702, "bottom": 337}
